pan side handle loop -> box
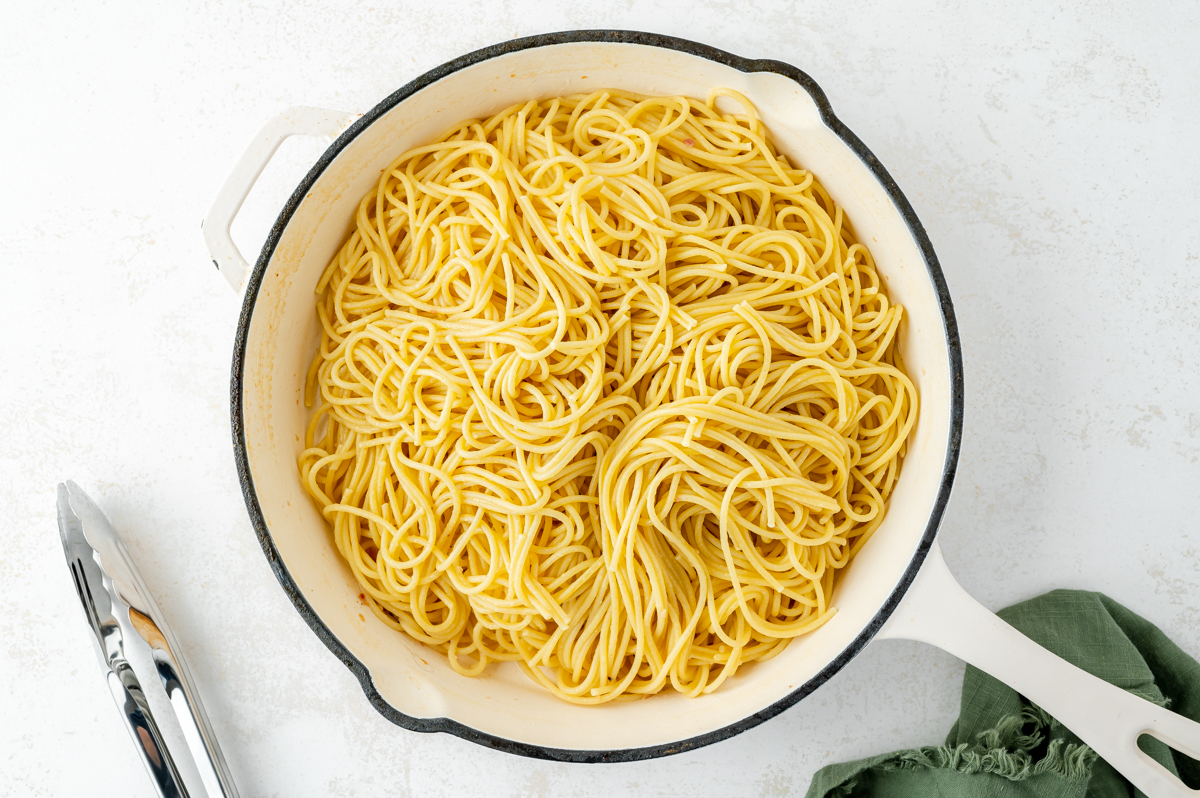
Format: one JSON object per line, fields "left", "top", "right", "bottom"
{"left": 202, "top": 107, "right": 356, "bottom": 292}
{"left": 880, "top": 545, "right": 1200, "bottom": 797}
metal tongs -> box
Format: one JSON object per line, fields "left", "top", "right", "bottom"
{"left": 57, "top": 481, "right": 239, "bottom": 798}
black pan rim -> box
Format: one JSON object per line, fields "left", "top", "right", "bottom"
{"left": 229, "top": 28, "right": 964, "bottom": 764}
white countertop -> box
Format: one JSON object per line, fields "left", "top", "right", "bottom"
{"left": 2, "top": 2, "right": 1198, "bottom": 796}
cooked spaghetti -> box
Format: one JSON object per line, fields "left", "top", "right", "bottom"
{"left": 299, "top": 89, "right": 917, "bottom": 703}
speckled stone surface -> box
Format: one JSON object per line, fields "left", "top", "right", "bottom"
{"left": 1, "top": 3, "right": 1197, "bottom": 796}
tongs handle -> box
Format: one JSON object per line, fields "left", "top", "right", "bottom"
{"left": 129, "top": 607, "right": 240, "bottom": 798}
{"left": 106, "top": 658, "right": 188, "bottom": 798}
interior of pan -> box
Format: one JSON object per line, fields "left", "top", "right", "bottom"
{"left": 234, "top": 34, "right": 957, "bottom": 757}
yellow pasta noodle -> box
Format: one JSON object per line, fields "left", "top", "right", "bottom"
{"left": 299, "top": 89, "right": 917, "bottom": 704}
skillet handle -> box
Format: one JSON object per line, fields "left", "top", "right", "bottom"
{"left": 202, "top": 107, "right": 356, "bottom": 292}
{"left": 879, "top": 545, "right": 1200, "bottom": 797}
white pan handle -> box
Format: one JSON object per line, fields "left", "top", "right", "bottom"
{"left": 202, "top": 107, "right": 355, "bottom": 292}
{"left": 880, "top": 545, "right": 1200, "bottom": 797}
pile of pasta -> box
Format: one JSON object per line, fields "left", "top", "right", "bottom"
{"left": 299, "top": 89, "right": 917, "bottom": 703}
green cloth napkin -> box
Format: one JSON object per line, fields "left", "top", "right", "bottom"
{"left": 805, "top": 591, "right": 1200, "bottom": 798}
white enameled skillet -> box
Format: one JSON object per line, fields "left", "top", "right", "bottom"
{"left": 204, "top": 31, "right": 1200, "bottom": 794}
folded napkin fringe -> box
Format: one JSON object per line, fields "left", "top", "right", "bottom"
{"left": 830, "top": 707, "right": 1096, "bottom": 798}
